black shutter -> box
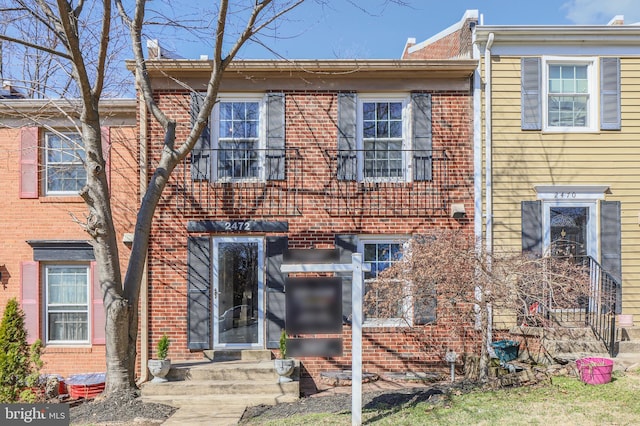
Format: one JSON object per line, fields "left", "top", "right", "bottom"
{"left": 412, "top": 93, "right": 433, "bottom": 181}
{"left": 601, "top": 201, "right": 622, "bottom": 314}
{"left": 337, "top": 93, "right": 357, "bottom": 180}
{"left": 190, "top": 92, "right": 211, "bottom": 181}
{"left": 266, "top": 236, "right": 288, "bottom": 348}
{"left": 521, "top": 200, "right": 542, "bottom": 257}
{"left": 600, "top": 58, "right": 621, "bottom": 130}
{"left": 521, "top": 57, "right": 542, "bottom": 130}
{"left": 187, "top": 236, "right": 211, "bottom": 350}
{"left": 335, "top": 234, "right": 357, "bottom": 323}
{"left": 266, "top": 93, "right": 286, "bottom": 180}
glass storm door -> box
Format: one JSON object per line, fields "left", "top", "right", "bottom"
{"left": 212, "top": 238, "right": 264, "bottom": 348}
{"left": 543, "top": 202, "right": 597, "bottom": 260}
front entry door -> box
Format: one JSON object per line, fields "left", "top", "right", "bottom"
{"left": 543, "top": 202, "right": 597, "bottom": 260}
{"left": 213, "top": 237, "right": 264, "bottom": 348}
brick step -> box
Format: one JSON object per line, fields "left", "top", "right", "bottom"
{"left": 202, "top": 349, "right": 272, "bottom": 362}
{"left": 167, "top": 359, "right": 281, "bottom": 381}
{"left": 141, "top": 378, "right": 299, "bottom": 397}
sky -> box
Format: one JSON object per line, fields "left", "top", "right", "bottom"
{"left": 169, "top": 0, "right": 640, "bottom": 61}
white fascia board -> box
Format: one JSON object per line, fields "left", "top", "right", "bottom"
{"left": 490, "top": 44, "right": 640, "bottom": 57}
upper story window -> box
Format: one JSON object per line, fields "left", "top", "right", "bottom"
{"left": 358, "top": 97, "right": 409, "bottom": 182}
{"left": 45, "top": 264, "right": 90, "bottom": 344}
{"left": 215, "top": 100, "right": 262, "bottom": 180}
{"left": 521, "top": 57, "right": 620, "bottom": 132}
{"left": 337, "top": 93, "right": 432, "bottom": 183}
{"left": 45, "top": 132, "right": 86, "bottom": 195}
{"left": 545, "top": 59, "right": 595, "bottom": 131}
{"left": 361, "top": 100, "right": 406, "bottom": 180}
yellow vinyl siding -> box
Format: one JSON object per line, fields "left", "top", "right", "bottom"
{"left": 483, "top": 55, "right": 640, "bottom": 318}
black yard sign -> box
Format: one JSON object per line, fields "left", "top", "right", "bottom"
{"left": 285, "top": 277, "right": 342, "bottom": 334}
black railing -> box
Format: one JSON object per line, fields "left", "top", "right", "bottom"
{"left": 177, "top": 147, "right": 453, "bottom": 218}
{"left": 176, "top": 147, "right": 304, "bottom": 217}
{"left": 532, "top": 255, "right": 619, "bottom": 357}
{"left": 324, "top": 148, "right": 450, "bottom": 216}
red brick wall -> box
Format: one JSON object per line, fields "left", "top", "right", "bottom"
{"left": 0, "top": 125, "right": 138, "bottom": 378}
{"left": 403, "top": 18, "right": 476, "bottom": 59}
{"left": 145, "top": 88, "right": 476, "bottom": 380}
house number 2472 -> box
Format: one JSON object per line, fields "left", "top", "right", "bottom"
{"left": 554, "top": 192, "right": 577, "bottom": 199}
{"left": 223, "top": 221, "right": 252, "bottom": 231}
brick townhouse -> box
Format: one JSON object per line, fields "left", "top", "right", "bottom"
{"left": 0, "top": 98, "right": 138, "bottom": 377}
{"left": 139, "top": 53, "right": 477, "bottom": 384}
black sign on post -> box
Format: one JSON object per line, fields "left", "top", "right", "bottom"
{"left": 286, "top": 277, "right": 342, "bottom": 334}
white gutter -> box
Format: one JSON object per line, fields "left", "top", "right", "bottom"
{"left": 136, "top": 97, "right": 150, "bottom": 385}
{"left": 472, "top": 31, "right": 482, "bottom": 252}
{"left": 483, "top": 32, "right": 495, "bottom": 354}
{"left": 484, "top": 32, "right": 494, "bottom": 257}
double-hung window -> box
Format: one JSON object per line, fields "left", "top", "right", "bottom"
{"left": 361, "top": 239, "right": 407, "bottom": 325}
{"left": 213, "top": 97, "right": 264, "bottom": 181}
{"left": 522, "top": 56, "right": 622, "bottom": 132}
{"left": 546, "top": 60, "right": 594, "bottom": 130}
{"left": 45, "top": 264, "right": 90, "bottom": 344}
{"left": 358, "top": 96, "right": 409, "bottom": 181}
{"left": 45, "top": 132, "right": 86, "bottom": 195}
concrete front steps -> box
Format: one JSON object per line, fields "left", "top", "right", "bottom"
{"left": 140, "top": 350, "right": 299, "bottom": 425}
{"left": 615, "top": 326, "right": 640, "bottom": 371}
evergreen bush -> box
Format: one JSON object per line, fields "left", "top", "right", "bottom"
{"left": 0, "top": 298, "right": 42, "bottom": 402}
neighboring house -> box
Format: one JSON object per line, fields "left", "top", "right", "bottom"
{"left": 139, "top": 56, "right": 476, "bottom": 382}
{"left": 0, "top": 99, "right": 137, "bottom": 377}
{"left": 473, "top": 16, "right": 640, "bottom": 333}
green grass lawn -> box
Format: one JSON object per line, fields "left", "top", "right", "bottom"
{"left": 253, "top": 370, "right": 640, "bottom": 425}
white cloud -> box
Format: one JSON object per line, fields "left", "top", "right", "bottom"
{"left": 562, "top": 0, "right": 640, "bottom": 24}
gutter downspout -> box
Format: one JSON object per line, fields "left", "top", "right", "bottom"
{"left": 472, "top": 32, "right": 482, "bottom": 257}
{"left": 484, "top": 32, "right": 494, "bottom": 259}
{"left": 483, "top": 32, "right": 495, "bottom": 353}
{"left": 136, "top": 97, "right": 150, "bottom": 385}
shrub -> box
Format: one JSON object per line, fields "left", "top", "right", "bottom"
{"left": 0, "top": 299, "right": 42, "bottom": 402}
{"left": 156, "top": 334, "right": 170, "bottom": 360}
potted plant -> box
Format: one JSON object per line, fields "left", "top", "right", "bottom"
{"left": 148, "top": 334, "right": 171, "bottom": 383}
{"left": 274, "top": 330, "right": 295, "bottom": 382}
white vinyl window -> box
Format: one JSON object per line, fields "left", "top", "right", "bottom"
{"left": 45, "top": 265, "right": 90, "bottom": 344}
{"left": 45, "top": 132, "right": 86, "bottom": 195}
{"left": 358, "top": 96, "right": 409, "bottom": 181}
{"left": 360, "top": 239, "right": 408, "bottom": 326}
{"left": 213, "top": 96, "right": 265, "bottom": 181}
{"left": 543, "top": 57, "right": 596, "bottom": 131}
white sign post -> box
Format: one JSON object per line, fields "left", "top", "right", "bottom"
{"left": 280, "top": 254, "right": 369, "bottom": 426}
{"left": 351, "top": 253, "right": 363, "bottom": 426}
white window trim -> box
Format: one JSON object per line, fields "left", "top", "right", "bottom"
{"left": 356, "top": 94, "right": 411, "bottom": 182}
{"left": 358, "top": 236, "right": 412, "bottom": 327}
{"left": 211, "top": 94, "right": 266, "bottom": 182}
{"left": 44, "top": 263, "right": 91, "bottom": 345}
{"left": 44, "top": 131, "right": 86, "bottom": 196}
{"left": 542, "top": 56, "right": 598, "bottom": 133}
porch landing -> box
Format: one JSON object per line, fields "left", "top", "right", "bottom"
{"left": 140, "top": 350, "right": 299, "bottom": 426}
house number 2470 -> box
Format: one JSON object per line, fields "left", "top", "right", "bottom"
{"left": 223, "top": 221, "right": 252, "bottom": 231}
{"left": 554, "top": 192, "right": 577, "bottom": 199}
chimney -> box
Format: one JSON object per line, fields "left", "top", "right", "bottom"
{"left": 607, "top": 15, "right": 624, "bottom": 25}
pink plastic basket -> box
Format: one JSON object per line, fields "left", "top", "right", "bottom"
{"left": 576, "top": 357, "right": 614, "bottom": 385}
